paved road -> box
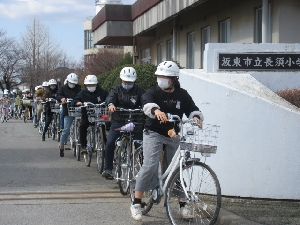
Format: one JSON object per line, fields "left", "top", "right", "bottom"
{"left": 0, "top": 119, "right": 170, "bottom": 224}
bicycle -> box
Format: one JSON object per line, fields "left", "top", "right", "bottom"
{"left": 112, "top": 108, "right": 145, "bottom": 196}
{"left": 22, "top": 99, "right": 33, "bottom": 123}
{"left": 49, "top": 99, "right": 61, "bottom": 141}
{"left": 84, "top": 102, "right": 110, "bottom": 167}
{"left": 0, "top": 101, "right": 10, "bottom": 123}
{"left": 38, "top": 102, "right": 47, "bottom": 135}
{"left": 129, "top": 114, "right": 221, "bottom": 225}
{"left": 68, "top": 105, "right": 82, "bottom": 161}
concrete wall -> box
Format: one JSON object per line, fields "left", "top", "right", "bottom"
{"left": 179, "top": 69, "right": 300, "bottom": 199}
{"left": 204, "top": 43, "right": 300, "bottom": 91}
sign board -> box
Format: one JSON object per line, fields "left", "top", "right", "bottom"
{"left": 219, "top": 53, "right": 300, "bottom": 70}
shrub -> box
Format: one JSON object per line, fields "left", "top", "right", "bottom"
{"left": 98, "top": 64, "right": 157, "bottom": 92}
{"left": 276, "top": 89, "right": 300, "bottom": 108}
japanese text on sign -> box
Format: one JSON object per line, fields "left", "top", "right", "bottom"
{"left": 219, "top": 53, "right": 300, "bottom": 70}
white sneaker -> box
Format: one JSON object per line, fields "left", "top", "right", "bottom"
{"left": 177, "top": 205, "right": 195, "bottom": 219}
{"left": 130, "top": 204, "right": 142, "bottom": 221}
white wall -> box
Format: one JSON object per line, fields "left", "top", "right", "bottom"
{"left": 179, "top": 69, "right": 300, "bottom": 199}
{"left": 204, "top": 43, "right": 300, "bottom": 91}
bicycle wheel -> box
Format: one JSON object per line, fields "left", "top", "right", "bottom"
{"left": 57, "top": 114, "right": 61, "bottom": 142}
{"left": 52, "top": 115, "right": 57, "bottom": 140}
{"left": 95, "top": 126, "right": 105, "bottom": 174}
{"left": 84, "top": 127, "right": 93, "bottom": 167}
{"left": 129, "top": 148, "right": 154, "bottom": 215}
{"left": 23, "top": 109, "right": 28, "bottom": 123}
{"left": 1, "top": 110, "right": 4, "bottom": 123}
{"left": 165, "top": 161, "right": 221, "bottom": 225}
{"left": 69, "top": 121, "right": 76, "bottom": 157}
{"left": 118, "top": 137, "right": 131, "bottom": 195}
{"left": 76, "top": 144, "right": 81, "bottom": 161}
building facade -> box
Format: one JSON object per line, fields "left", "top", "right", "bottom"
{"left": 84, "top": 0, "right": 125, "bottom": 62}
{"left": 91, "top": 0, "right": 300, "bottom": 68}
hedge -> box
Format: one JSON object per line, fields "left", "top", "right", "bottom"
{"left": 98, "top": 64, "right": 157, "bottom": 92}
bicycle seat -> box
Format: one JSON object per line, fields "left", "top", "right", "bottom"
{"left": 115, "top": 122, "right": 135, "bottom": 131}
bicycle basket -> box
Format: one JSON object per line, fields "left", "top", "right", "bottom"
{"left": 112, "top": 110, "right": 145, "bottom": 132}
{"left": 50, "top": 102, "right": 60, "bottom": 113}
{"left": 85, "top": 104, "right": 110, "bottom": 122}
{"left": 68, "top": 106, "right": 82, "bottom": 117}
{"left": 22, "top": 99, "right": 33, "bottom": 107}
{"left": 180, "top": 123, "right": 219, "bottom": 157}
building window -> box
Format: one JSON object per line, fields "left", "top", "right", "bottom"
{"left": 157, "top": 43, "right": 163, "bottom": 64}
{"left": 255, "top": 5, "right": 271, "bottom": 43}
{"left": 166, "top": 39, "right": 173, "bottom": 60}
{"left": 219, "top": 19, "right": 230, "bottom": 43}
{"left": 84, "top": 30, "right": 93, "bottom": 50}
{"left": 187, "top": 31, "right": 195, "bottom": 69}
{"left": 201, "top": 26, "right": 210, "bottom": 68}
{"left": 141, "top": 48, "right": 151, "bottom": 64}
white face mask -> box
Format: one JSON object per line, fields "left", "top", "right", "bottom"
{"left": 87, "top": 86, "right": 96, "bottom": 92}
{"left": 157, "top": 77, "right": 170, "bottom": 89}
{"left": 68, "top": 83, "right": 75, "bottom": 89}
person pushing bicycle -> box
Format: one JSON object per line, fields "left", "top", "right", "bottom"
{"left": 41, "top": 79, "right": 58, "bottom": 141}
{"left": 56, "top": 73, "right": 81, "bottom": 157}
{"left": 73, "top": 75, "right": 108, "bottom": 155}
{"left": 130, "top": 61, "right": 204, "bottom": 222}
{"left": 102, "top": 67, "right": 145, "bottom": 180}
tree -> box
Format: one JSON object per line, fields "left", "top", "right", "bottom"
{"left": 84, "top": 48, "right": 125, "bottom": 75}
{"left": 20, "top": 18, "right": 69, "bottom": 90}
{"left": 0, "top": 29, "right": 24, "bottom": 91}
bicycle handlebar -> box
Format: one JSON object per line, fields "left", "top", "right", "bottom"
{"left": 166, "top": 113, "right": 199, "bottom": 126}
{"left": 115, "top": 107, "right": 143, "bottom": 112}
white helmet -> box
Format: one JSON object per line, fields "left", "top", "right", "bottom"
{"left": 84, "top": 75, "right": 98, "bottom": 84}
{"left": 120, "top": 67, "right": 137, "bottom": 82}
{"left": 48, "top": 79, "right": 57, "bottom": 85}
{"left": 35, "top": 86, "right": 42, "bottom": 91}
{"left": 67, "top": 73, "right": 78, "bottom": 84}
{"left": 12, "top": 89, "right": 18, "bottom": 94}
{"left": 155, "top": 61, "right": 179, "bottom": 77}
{"left": 3, "top": 89, "right": 8, "bottom": 95}
{"left": 42, "top": 81, "right": 49, "bottom": 87}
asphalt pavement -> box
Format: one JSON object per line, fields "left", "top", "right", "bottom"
{"left": 0, "top": 119, "right": 299, "bottom": 225}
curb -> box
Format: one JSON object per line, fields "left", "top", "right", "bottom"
{"left": 216, "top": 208, "right": 262, "bottom": 225}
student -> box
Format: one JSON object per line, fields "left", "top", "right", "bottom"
{"left": 73, "top": 75, "right": 108, "bottom": 154}
{"left": 41, "top": 79, "right": 58, "bottom": 141}
{"left": 130, "top": 61, "right": 204, "bottom": 221}
{"left": 56, "top": 73, "right": 81, "bottom": 157}
{"left": 102, "top": 67, "right": 145, "bottom": 180}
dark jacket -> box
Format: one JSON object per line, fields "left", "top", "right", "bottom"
{"left": 56, "top": 84, "right": 81, "bottom": 115}
{"left": 73, "top": 84, "right": 108, "bottom": 106}
{"left": 105, "top": 84, "right": 145, "bottom": 109}
{"left": 43, "top": 88, "right": 58, "bottom": 113}
{"left": 142, "top": 86, "right": 201, "bottom": 137}
{"left": 105, "top": 84, "right": 145, "bottom": 122}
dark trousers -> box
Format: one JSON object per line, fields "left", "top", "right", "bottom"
{"left": 43, "top": 111, "right": 53, "bottom": 134}
{"left": 104, "top": 122, "right": 143, "bottom": 171}
{"left": 79, "top": 114, "right": 91, "bottom": 148}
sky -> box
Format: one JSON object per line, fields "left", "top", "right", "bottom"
{"left": 0, "top": 0, "right": 136, "bottom": 62}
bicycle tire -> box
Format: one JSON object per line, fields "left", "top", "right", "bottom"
{"left": 52, "top": 114, "right": 57, "bottom": 140}
{"left": 84, "top": 127, "right": 93, "bottom": 167}
{"left": 129, "top": 148, "right": 154, "bottom": 215}
{"left": 57, "top": 114, "right": 61, "bottom": 142}
{"left": 165, "top": 161, "right": 221, "bottom": 225}
{"left": 118, "top": 137, "right": 130, "bottom": 196}
{"left": 95, "top": 126, "right": 105, "bottom": 174}
{"left": 76, "top": 144, "right": 81, "bottom": 161}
